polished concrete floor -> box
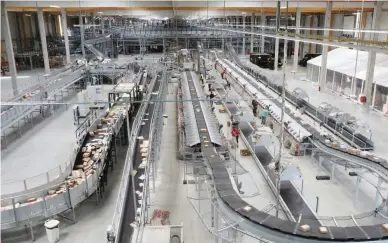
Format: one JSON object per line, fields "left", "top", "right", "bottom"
{"left": 147, "top": 82, "right": 214, "bottom": 243}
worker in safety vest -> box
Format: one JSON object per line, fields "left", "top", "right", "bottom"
{"left": 261, "top": 106, "right": 269, "bottom": 125}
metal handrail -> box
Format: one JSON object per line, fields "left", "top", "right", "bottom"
{"left": 135, "top": 70, "right": 167, "bottom": 243}
{"left": 1, "top": 106, "right": 106, "bottom": 196}
{"left": 110, "top": 70, "right": 158, "bottom": 242}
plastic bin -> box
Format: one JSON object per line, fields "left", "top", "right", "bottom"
{"left": 44, "top": 219, "right": 60, "bottom": 243}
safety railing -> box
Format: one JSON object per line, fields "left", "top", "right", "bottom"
{"left": 1, "top": 128, "right": 113, "bottom": 229}
{"left": 1, "top": 144, "right": 79, "bottom": 196}
{"left": 110, "top": 71, "right": 158, "bottom": 242}
{"left": 134, "top": 70, "right": 167, "bottom": 243}
{"left": 1, "top": 68, "right": 84, "bottom": 129}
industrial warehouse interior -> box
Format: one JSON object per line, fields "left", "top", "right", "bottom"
{"left": 1, "top": 1, "right": 388, "bottom": 243}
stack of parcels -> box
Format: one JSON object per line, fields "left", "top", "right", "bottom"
{"left": 139, "top": 140, "right": 149, "bottom": 169}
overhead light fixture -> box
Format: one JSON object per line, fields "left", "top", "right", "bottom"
{"left": 280, "top": 6, "right": 287, "bottom": 9}
{"left": 97, "top": 11, "right": 103, "bottom": 14}
{"left": 49, "top": 5, "right": 60, "bottom": 8}
{"left": 25, "top": 14, "right": 31, "bottom": 17}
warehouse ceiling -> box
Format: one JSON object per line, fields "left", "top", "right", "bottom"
{"left": 5, "top": 1, "right": 388, "bottom": 16}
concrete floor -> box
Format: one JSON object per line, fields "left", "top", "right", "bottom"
{"left": 1, "top": 96, "right": 77, "bottom": 195}
{"left": 147, "top": 82, "right": 214, "bottom": 243}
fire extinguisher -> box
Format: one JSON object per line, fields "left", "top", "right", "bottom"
{"left": 318, "top": 86, "right": 321, "bottom": 92}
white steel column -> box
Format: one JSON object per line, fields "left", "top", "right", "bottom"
{"left": 61, "top": 9, "right": 71, "bottom": 64}
{"left": 79, "top": 14, "right": 86, "bottom": 57}
{"left": 100, "top": 17, "right": 104, "bottom": 35}
{"left": 91, "top": 12, "right": 96, "bottom": 37}
{"left": 242, "top": 14, "right": 246, "bottom": 55}
{"left": 318, "top": 2, "right": 332, "bottom": 90}
{"left": 365, "top": 1, "right": 382, "bottom": 108}
{"left": 274, "top": 38, "right": 279, "bottom": 71}
{"left": 37, "top": 8, "right": 50, "bottom": 73}
{"left": 1, "top": 3, "right": 18, "bottom": 96}
{"left": 250, "top": 13, "right": 254, "bottom": 53}
{"left": 292, "top": 7, "right": 302, "bottom": 73}
{"left": 261, "top": 13, "right": 266, "bottom": 53}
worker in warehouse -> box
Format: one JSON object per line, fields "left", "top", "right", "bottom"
{"left": 209, "top": 91, "right": 215, "bottom": 107}
{"left": 231, "top": 127, "right": 240, "bottom": 147}
{"left": 261, "top": 105, "right": 269, "bottom": 125}
{"left": 252, "top": 99, "right": 259, "bottom": 117}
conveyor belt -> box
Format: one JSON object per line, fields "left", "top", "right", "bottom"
{"left": 237, "top": 60, "right": 374, "bottom": 151}
{"left": 218, "top": 59, "right": 388, "bottom": 182}
{"left": 118, "top": 74, "right": 161, "bottom": 243}
{"left": 190, "top": 68, "right": 388, "bottom": 242}
{"left": 216, "top": 79, "right": 319, "bottom": 226}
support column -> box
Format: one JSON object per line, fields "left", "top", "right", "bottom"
{"left": 100, "top": 16, "right": 104, "bottom": 35}
{"left": 261, "top": 13, "right": 266, "bottom": 53}
{"left": 91, "top": 12, "right": 96, "bottom": 37}
{"left": 1, "top": 3, "right": 18, "bottom": 96}
{"left": 163, "top": 38, "right": 165, "bottom": 55}
{"left": 61, "top": 9, "right": 71, "bottom": 64}
{"left": 37, "top": 8, "right": 50, "bottom": 73}
{"left": 242, "top": 14, "right": 246, "bottom": 55}
{"left": 318, "top": 2, "right": 332, "bottom": 90}
{"left": 365, "top": 1, "right": 383, "bottom": 108}
{"left": 250, "top": 13, "right": 254, "bottom": 53}
{"left": 109, "top": 18, "right": 112, "bottom": 29}
{"left": 274, "top": 38, "right": 279, "bottom": 71}
{"left": 292, "top": 7, "right": 302, "bottom": 73}
{"left": 274, "top": 2, "right": 280, "bottom": 72}
{"left": 79, "top": 14, "right": 86, "bottom": 57}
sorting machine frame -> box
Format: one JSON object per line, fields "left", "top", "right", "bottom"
{"left": 240, "top": 60, "right": 374, "bottom": 151}
{"left": 0, "top": 79, "right": 142, "bottom": 238}
{"left": 209, "top": 58, "right": 388, "bottom": 242}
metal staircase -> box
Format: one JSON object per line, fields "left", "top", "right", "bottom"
{"left": 225, "top": 42, "right": 243, "bottom": 67}
{"left": 84, "top": 43, "right": 105, "bottom": 59}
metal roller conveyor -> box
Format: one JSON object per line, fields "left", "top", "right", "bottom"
{"left": 181, "top": 72, "right": 201, "bottom": 147}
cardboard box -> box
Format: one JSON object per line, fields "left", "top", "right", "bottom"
{"left": 240, "top": 149, "right": 251, "bottom": 156}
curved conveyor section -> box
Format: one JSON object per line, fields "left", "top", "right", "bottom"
{"left": 234, "top": 59, "right": 374, "bottom": 151}
{"left": 217, "top": 59, "right": 388, "bottom": 179}
{"left": 184, "top": 69, "right": 388, "bottom": 242}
